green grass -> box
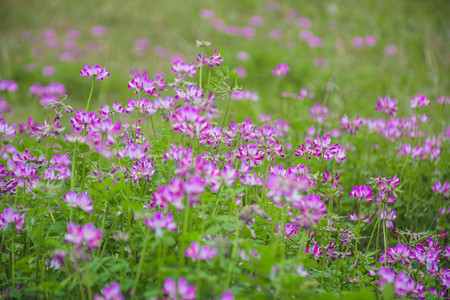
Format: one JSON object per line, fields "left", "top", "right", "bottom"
{"left": 0, "top": 0, "right": 448, "bottom": 124}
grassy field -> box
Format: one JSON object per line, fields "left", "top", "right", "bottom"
{"left": 0, "top": 1, "right": 449, "bottom": 299}
{"left": 1, "top": 0, "right": 449, "bottom": 121}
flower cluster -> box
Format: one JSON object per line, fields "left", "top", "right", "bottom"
{"left": 80, "top": 65, "right": 110, "bottom": 81}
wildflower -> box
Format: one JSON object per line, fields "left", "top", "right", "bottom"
{"left": 305, "top": 242, "right": 322, "bottom": 260}
{"left": 144, "top": 212, "right": 177, "bottom": 237}
{"left": 163, "top": 278, "right": 196, "bottom": 300}
{"left": 296, "top": 265, "right": 309, "bottom": 277}
{"left": 410, "top": 94, "right": 430, "bottom": 110}
{"left": 309, "top": 104, "right": 328, "bottom": 123}
{"left": 348, "top": 212, "right": 371, "bottom": 223}
{"left": 127, "top": 75, "right": 155, "bottom": 95}
{"left": 272, "top": 63, "right": 290, "bottom": 77}
{"left": 175, "top": 86, "right": 204, "bottom": 105}
{"left": 293, "top": 194, "right": 327, "bottom": 228}
{"left": 94, "top": 282, "right": 124, "bottom": 300}
{"left": 185, "top": 242, "right": 218, "bottom": 261}
{"left": 221, "top": 291, "right": 234, "bottom": 300}
{"left": 64, "top": 222, "right": 103, "bottom": 250}
{"left": 12, "top": 163, "right": 39, "bottom": 188}
{"left": 45, "top": 250, "right": 66, "bottom": 270}
{"left": 0, "top": 208, "right": 26, "bottom": 232}
{"left": 80, "top": 65, "right": 110, "bottom": 81}
{"left": 350, "top": 185, "right": 373, "bottom": 203}
{"left": 0, "top": 79, "right": 18, "bottom": 93}
{"left": 375, "top": 95, "right": 398, "bottom": 116}
{"left": 63, "top": 191, "right": 93, "bottom": 214}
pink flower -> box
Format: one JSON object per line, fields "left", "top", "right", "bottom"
{"left": 91, "top": 26, "right": 107, "bottom": 36}
{"left": 185, "top": 242, "right": 218, "bottom": 261}
{"left": 410, "top": 94, "right": 430, "bottom": 110}
{"left": 0, "top": 79, "right": 18, "bottom": 93}
{"left": 309, "top": 104, "right": 328, "bottom": 123}
{"left": 384, "top": 45, "right": 397, "bottom": 56}
{"left": 127, "top": 75, "right": 155, "bottom": 95}
{"left": 175, "top": 86, "right": 204, "bottom": 105}
{"left": 163, "top": 278, "right": 196, "bottom": 300}
{"left": 63, "top": 191, "right": 93, "bottom": 214}
{"left": 375, "top": 95, "right": 398, "bottom": 116}
{"left": 0, "top": 208, "right": 26, "bottom": 233}
{"left": 364, "top": 36, "right": 376, "bottom": 46}
{"left": 221, "top": 291, "right": 234, "bottom": 300}
{"left": 199, "top": 9, "right": 215, "bottom": 20}
{"left": 94, "top": 282, "right": 124, "bottom": 300}
{"left": 80, "top": 65, "right": 110, "bottom": 81}
{"left": 272, "top": 63, "right": 290, "bottom": 77}
{"left": 64, "top": 222, "right": 103, "bottom": 250}
{"left": 144, "top": 212, "right": 177, "bottom": 237}
{"left": 350, "top": 185, "right": 373, "bottom": 203}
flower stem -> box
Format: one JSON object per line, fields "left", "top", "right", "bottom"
{"left": 150, "top": 115, "right": 156, "bottom": 141}
{"left": 221, "top": 90, "right": 232, "bottom": 129}
{"left": 132, "top": 233, "right": 150, "bottom": 297}
{"left": 85, "top": 79, "right": 94, "bottom": 112}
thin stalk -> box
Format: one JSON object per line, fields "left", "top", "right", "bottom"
{"left": 221, "top": 90, "right": 232, "bottom": 129}
{"left": 199, "top": 48, "right": 204, "bottom": 89}
{"left": 134, "top": 98, "right": 141, "bottom": 145}
{"left": 132, "top": 234, "right": 150, "bottom": 297}
{"left": 11, "top": 230, "right": 15, "bottom": 287}
{"left": 85, "top": 79, "right": 95, "bottom": 112}
{"left": 150, "top": 115, "right": 156, "bottom": 141}
{"left": 70, "top": 147, "right": 77, "bottom": 190}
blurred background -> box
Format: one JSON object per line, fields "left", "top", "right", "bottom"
{"left": 0, "top": 0, "right": 448, "bottom": 126}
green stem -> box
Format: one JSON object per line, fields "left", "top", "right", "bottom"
{"left": 70, "top": 147, "right": 77, "bottom": 190}
{"left": 134, "top": 98, "right": 141, "bottom": 145}
{"left": 221, "top": 91, "right": 232, "bottom": 129}
{"left": 85, "top": 79, "right": 95, "bottom": 112}
{"left": 11, "top": 230, "right": 15, "bottom": 287}
{"left": 150, "top": 115, "right": 156, "bottom": 141}
{"left": 132, "top": 233, "right": 150, "bottom": 297}
{"left": 199, "top": 48, "right": 204, "bottom": 89}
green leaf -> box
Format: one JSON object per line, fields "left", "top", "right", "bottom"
{"left": 382, "top": 284, "right": 395, "bottom": 300}
{"left": 79, "top": 144, "right": 90, "bottom": 153}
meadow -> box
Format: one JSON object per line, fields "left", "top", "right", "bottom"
{"left": 0, "top": 0, "right": 449, "bottom": 299}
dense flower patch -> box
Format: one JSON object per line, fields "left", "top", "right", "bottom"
{"left": 0, "top": 4, "right": 449, "bottom": 299}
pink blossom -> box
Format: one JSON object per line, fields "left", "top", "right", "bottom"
{"left": 163, "top": 278, "right": 196, "bottom": 300}
{"left": 63, "top": 191, "right": 93, "bottom": 214}
{"left": 185, "top": 242, "right": 218, "bottom": 261}
{"left": 64, "top": 222, "right": 103, "bottom": 250}
{"left": 94, "top": 282, "right": 124, "bottom": 300}
{"left": 272, "top": 63, "right": 290, "bottom": 77}
{"left": 0, "top": 208, "right": 26, "bottom": 233}
{"left": 80, "top": 65, "right": 110, "bottom": 81}
{"left": 144, "top": 212, "right": 177, "bottom": 237}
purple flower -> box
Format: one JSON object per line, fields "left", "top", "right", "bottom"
{"left": 64, "top": 222, "right": 103, "bottom": 251}
{"left": 94, "top": 282, "right": 124, "bottom": 300}
{"left": 221, "top": 291, "right": 234, "bottom": 300}
{"left": 375, "top": 95, "right": 398, "bottom": 116}
{"left": 175, "top": 86, "right": 204, "bottom": 105}
{"left": 127, "top": 75, "right": 155, "bottom": 95}
{"left": 185, "top": 242, "right": 218, "bottom": 261}
{"left": 272, "top": 63, "right": 290, "bottom": 77}
{"left": 144, "top": 212, "right": 177, "bottom": 237}
{"left": 80, "top": 65, "right": 110, "bottom": 81}
{"left": 63, "top": 191, "right": 93, "bottom": 214}
{"left": 163, "top": 278, "right": 196, "bottom": 300}
{"left": 350, "top": 185, "right": 373, "bottom": 203}
{"left": 293, "top": 194, "right": 327, "bottom": 228}
{"left": 0, "top": 208, "right": 26, "bottom": 233}
{"left": 309, "top": 104, "right": 328, "bottom": 123}
{"left": 410, "top": 94, "right": 430, "bottom": 109}
{"left": 0, "top": 79, "right": 18, "bottom": 93}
